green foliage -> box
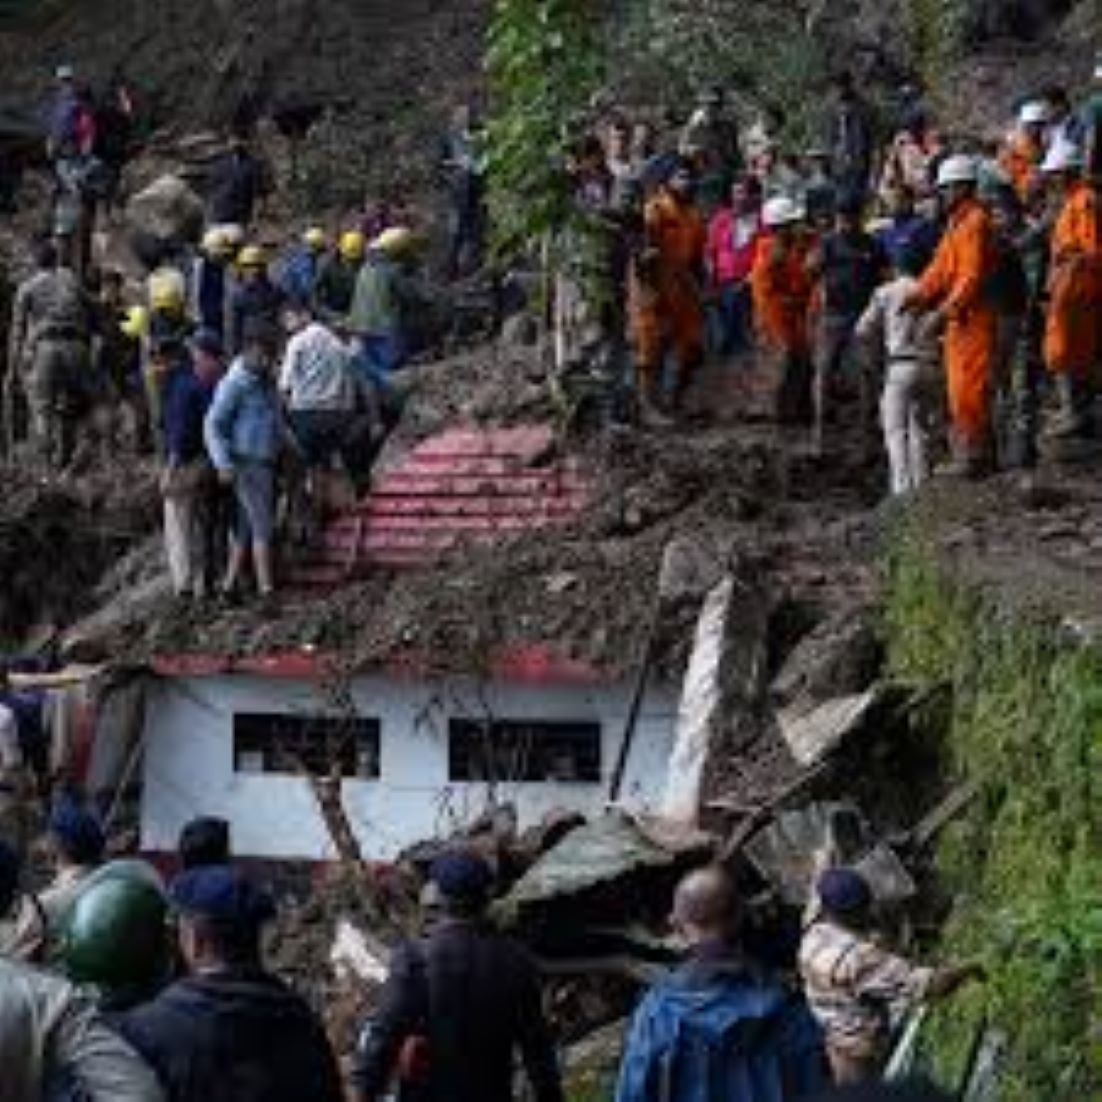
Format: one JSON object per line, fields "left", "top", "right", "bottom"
{"left": 485, "top": 0, "right": 605, "bottom": 259}
{"left": 884, "top": 530, "right": 1102, "bottom": 1099}
{"left": 609, "top": 0, "right": 830, "bottom": 146}
{"left": 907, "top": 0, "right": 967, "bottom": 84}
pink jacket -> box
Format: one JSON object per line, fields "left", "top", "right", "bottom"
{"left": 707, "top": 207, "right": 762, "bottom": 286}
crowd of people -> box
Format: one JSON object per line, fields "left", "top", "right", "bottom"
{"left": 7, "top": 61, "right": 1102, "bottom": 601}
{"left": 5, "top": 66, "right": 460, "bottom": 604}
{"left": 560, "top": 69, "right": 1102, "bottom": 491}
{"left": 6, "top": 52, "right": 1102, "bottom": 1102}
{"left": 0, "top": 796, "right": 974, "bottom": 1102}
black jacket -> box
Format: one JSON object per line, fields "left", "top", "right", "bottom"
{"left": 119, "top": 969, "right": 343, "bottom": 1102}
{"left": 356, "top": 918, "right": 563, "bottom": 1102}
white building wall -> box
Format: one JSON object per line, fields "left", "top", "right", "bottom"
{"left": 140, "top": 672, "right": 678, "bottom": 860}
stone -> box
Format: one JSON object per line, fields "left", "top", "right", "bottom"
{"left": 125, "top": 174, "right": 205, "bottom": 253}
{"left": 771, "top": 606, "right": 882, "bottom": 710}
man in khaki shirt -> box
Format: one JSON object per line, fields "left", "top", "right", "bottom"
{"left": 0, "top": 836, "right": 165, "bottom": 1102}
{"left": 799, "top": 867, "right": 982, "bottom": 1084}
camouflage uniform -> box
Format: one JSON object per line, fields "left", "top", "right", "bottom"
{"left": 799, "top": 918, "right": 932, "bottom": 1081}
{"left": 9, "top": 266, "right": 91, "bottom": 469}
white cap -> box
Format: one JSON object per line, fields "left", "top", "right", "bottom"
{"left": 1041, "top": 141, "right": 1084, "bottom": 174}
{"left": 936, "top": 154, "right": 979, "bottom": 188}
{"left": 55, "top": 64, "right": 74, "bottom": 81}
{"left": 762, "top": 195, "right": 804, "bottom": 228}
{"left": 1019, "top": 101, "right": 1050, "bottom": 126}
{"left": 1094, "top": 56, "right": 1102, "bottom": 81}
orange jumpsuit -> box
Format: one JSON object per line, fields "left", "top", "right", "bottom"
{"left": 630, "top": 189, "right": 707, "bottom": 380}
{"left": 752, "top": 231, "right": 815, "bottom": 422}
{"left": 999, "top": 132, "right": 1043, "bottom": 202}
{"left": 913, "top": 196, "right": 998, "bottom": 449}
{"left": 1044, "top": 180, "right": 1102, "bottom": 379}
{"left": 751, "top": 231, "right": 814, "bottom": 354}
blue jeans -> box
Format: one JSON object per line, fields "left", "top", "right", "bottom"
{"left": 707, "top": 281, "right": 753, "bottom": 357}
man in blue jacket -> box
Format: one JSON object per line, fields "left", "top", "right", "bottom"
{"left": 616, "top": 866, "right": 828, "bottom": 1102}
{"left": 204, "top": 318, "right": 281, "bottom": 602}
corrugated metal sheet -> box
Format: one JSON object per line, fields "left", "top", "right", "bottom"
{"left": 292, "top": 425, "right": 590, "bottom": 585}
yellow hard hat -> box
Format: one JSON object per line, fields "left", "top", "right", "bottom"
{"left": 303, "top": 226, "right": 328, "bottom": 251}
{"left": 119, "top": 305, "right": 148, "bottom": 340}
{"left": 339, "top": 230, "right": 365, "bottom": 260}
{"left": 148, "top": 268, "right": 186, "bottom": 312}
{"left": 372, "top": 226, "right": 415, "bottom": 257}
{"left": 237, "top": 244, "right": 266, "bottom": 269}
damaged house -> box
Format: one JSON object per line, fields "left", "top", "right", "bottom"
{"left": 139, "top": 647, "right": 678, "bottom": 861}
{"left": 72, "top": 426, "right": 686, "bottom": 861}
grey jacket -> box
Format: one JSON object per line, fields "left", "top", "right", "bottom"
{"left": 0, "top": 958, "right": 165, "bottom": 1102}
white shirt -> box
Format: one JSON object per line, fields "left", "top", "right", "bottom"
{"left": 855, "top": 275, "right": 941, "bottom": 366}
{"left": 279, "top": 321, "right": 356, "bottom": 412}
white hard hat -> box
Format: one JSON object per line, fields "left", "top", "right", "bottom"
{"left": 1019, "top": 101, "right": 1050, "bottom": 126}
{"left": 936, "top": 154, "right": 979, "bottom": 188}
{"left": 763, "top": 195, "right": 803, "bottom": 228}
{"left": 1041, "top": 141, "right": 1084, "bottom": 174}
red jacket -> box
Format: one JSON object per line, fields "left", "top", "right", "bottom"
{"left": 707, "top": 207, "right": 762, "bottom": 286}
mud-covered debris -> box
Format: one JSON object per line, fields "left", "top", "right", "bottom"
{"left": 501, "top": 811, "right": 704, "bottom": 919}
{"left": 744, "top": 800, "right": 915, "bottom": 907}
{"left": 771, "top": 606, "right": 883, "bottom": 710}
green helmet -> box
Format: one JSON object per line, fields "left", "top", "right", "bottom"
{"left": 61, "top": 874, "right": 170, "bottom": 1010}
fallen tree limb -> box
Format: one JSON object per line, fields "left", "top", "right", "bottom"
{"left": 716, "top": 760, "right": 833, "bottom": 863}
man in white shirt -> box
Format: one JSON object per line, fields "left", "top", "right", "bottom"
{"left": 279, "top": 300, "right": 380, "bottom": 496}
{"left": 856, "top": 242, "right": 943, "bottom": 497}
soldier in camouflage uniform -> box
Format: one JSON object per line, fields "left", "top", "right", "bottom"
{"left": 799, "top": 868, "right": 983, "bottom": 1085}
{"left": 8, "top": 240, "right": 93, "bottom": 470}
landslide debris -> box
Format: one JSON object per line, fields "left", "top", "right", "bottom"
{"left": 63, "top": 341, "right": 885, "bottom": 681}
{"left": 0, "top": 462, "right": 159, "bottom": 648}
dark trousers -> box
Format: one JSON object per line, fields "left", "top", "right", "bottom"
{"left": 707, "top": 281, "right": 753, "bottom": 357}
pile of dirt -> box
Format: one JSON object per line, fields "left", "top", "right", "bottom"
{"left": 67, "top": 343, "right": 884, "bottom": 687}
{"left": 0, "top": 461, "right": 159, "bottom": 648}
{"left": 899, "top": 460, "right": 1102, "bottom": 633}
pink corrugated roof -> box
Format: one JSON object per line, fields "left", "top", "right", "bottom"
{"left": 291, "top": 424, "right": 591, "bottom": 585}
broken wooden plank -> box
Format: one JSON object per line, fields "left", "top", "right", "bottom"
{"left": 716, "top": 760, "right": 833, "bottom": 863}
{"left": 908, "top": 780, "right": 982, "bottom": 851}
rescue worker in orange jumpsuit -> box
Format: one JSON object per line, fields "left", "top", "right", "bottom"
{"left": 999, "top": 102, "right": 1049, "bottom": 203}
{"left": 905, "top": 155, "right": 998, "bottom": 474}
{"left": 1041, "top": 140, "right": 1102, "bottom": 438}
{"left": 629, "top": 159, "right": 707, "bottom": 425}
{"left": 752, "top": 196, "right": 815, "bottom": 424}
